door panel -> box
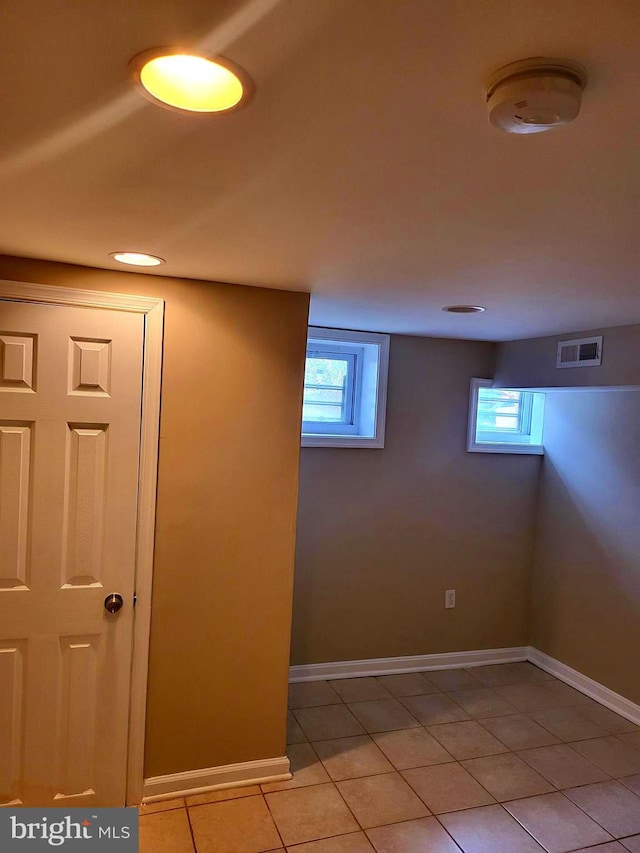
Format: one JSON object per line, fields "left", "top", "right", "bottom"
{"left": 0, "top": 334, "right": 36, "bottom": 391}
{"left": 0, "top": 300, "right": 144, "bottom": 807}
{"left": 55, "top": 636, "right": 100, "bottom": 800}
{"left": 0, "top": 423, "right": 32, "bottom": 589}
{"left": 68, "top": 337, "right": 111, "bottom": 396}
{"left": 63, "top": 424, "right": 109, "bottom": 587}
{"left": 0, "top": 643, "right": 25, "bottom": 805}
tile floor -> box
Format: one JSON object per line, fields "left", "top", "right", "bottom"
{"left": 139, "top": 663, "right": 640, "bottom": 852}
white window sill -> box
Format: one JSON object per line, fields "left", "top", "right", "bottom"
{"left": 302, "top": 434, "right": 385, "bottom": 449}
{"left": 467, "top": 443, "right": 544, "bottom": 455}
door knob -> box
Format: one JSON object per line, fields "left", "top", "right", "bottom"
{"left": 104, "top": 593, "right": 124, "bottom": 614}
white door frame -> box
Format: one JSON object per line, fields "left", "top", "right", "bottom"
{"left": 0, "top": 278, "right": 163, "bottom": 806}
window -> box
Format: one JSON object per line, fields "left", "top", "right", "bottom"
{"left": 302, "top": 327, "right": 390, "bottom": 448}
{"left": 467, "top": 378, "right": 545, "bottom": 454}
{"left": 303, "top": 348, "right": 357, "bottom": 430}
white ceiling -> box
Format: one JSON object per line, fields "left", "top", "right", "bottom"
{"left": 1, "top": 0, "right": 639, "bottom": 341}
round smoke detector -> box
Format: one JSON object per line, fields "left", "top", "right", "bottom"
{"left": 486, "top": 57, "right": 587, "bottom": 134}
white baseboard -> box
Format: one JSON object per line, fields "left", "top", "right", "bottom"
{"left": 289, "top": 646, "right": 529, "bottom": 682}
{"left": 527, "top": 647, "right": 640, "bottom": 726}
{"left": 142, "top": 756, "right": 291, "bottom": 803}
{"left": 141, "top": 647, "right": 639, "bottom": 804}
{"left": 289, "top": 647, "right": 640, "bottom": 726}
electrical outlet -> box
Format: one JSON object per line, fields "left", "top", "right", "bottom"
{"left": 445, "top": 589, "right": 456, "bottom": 609}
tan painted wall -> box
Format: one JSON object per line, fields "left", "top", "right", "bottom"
{"left": 494, "top": 323, "right": 640, "bottom": 389}
{"left": 0, "top": 255, "right": 309, "bottom": 778}
{"left": 531, "top": 390, "right": 640, "bottom": 704}
{"left": 292, "top": 334, "right": 540, "bottom": 665}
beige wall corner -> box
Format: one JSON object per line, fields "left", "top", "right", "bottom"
{"left": 531, "top": 389, "right": 640, "bottom": 705}
{"left": 494, "top": 323, "right": 640, "bottom": 389}
{"left": 292, "top": 334, "right": 540, "bottom": 666}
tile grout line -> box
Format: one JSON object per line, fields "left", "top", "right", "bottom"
{"left": 502, "top": 790, "right": 614, "bottom": 851}
{"left": 398, "top": 753, "right": 497, "bottom": 814}
{"left": 526, "top": 781, "right": 640, "bottom": 844}
{"left": 260, "top": 789, "right": 287, "bottom": 851}
{"left": 144, "top": 669, "right": 640, "bottom": 852}
{"left": 296, "top": 729, "right": 379, "bottom": 845}
{"left": 293, "top": 726, "right": 635, "bottom": 810}
{"left": 285, "top": 723, "right": 489, "bottom": 845}
{"left": 294, "top": 692, "right": 636, "bottom": 801}
{"left": 140, "top": 694, "right": 637, "bottom": 851}
{"left": 184, "top": 799, "right": 198, "bottom": 853}
{"left": 284, "top": 740, "right": 633, "bottom": 843}
{"left": 156, "top": 780, "right": 639, "bottom": 853}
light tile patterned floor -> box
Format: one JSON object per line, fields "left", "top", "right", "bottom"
{"left": 139, "top": 663, "right": 640, "bottom": 852}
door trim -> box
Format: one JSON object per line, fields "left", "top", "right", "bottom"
{"left": 0, "top": 279, "right": 163, "bottom": 806}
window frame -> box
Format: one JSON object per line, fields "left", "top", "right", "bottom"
{"left": 302, "top": 327, "right": 390, "bottom": 448}
{"left": 302, "top": 344, "right": 361, "bottom": 434}
{"left": 467, "top": 378, "right": 545, "bottom": 455}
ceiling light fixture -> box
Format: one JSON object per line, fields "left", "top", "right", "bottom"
{"left": 486, "top": 57, "right": 587, "bottom": 135}
{"left": 129, "top": 48, "right": 253, "bottom": 114}
{"left": 110, "top": 251, "right": 165, "bottom": 267}
{"left": 443, "top": 305, "right": 486, "bottom": 314}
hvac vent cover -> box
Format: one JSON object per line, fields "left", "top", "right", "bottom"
{"left": 556, "top": 336, "right": 603, "bottom": 368}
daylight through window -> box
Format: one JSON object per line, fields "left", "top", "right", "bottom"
{"left": 468, "top": 378, "right": 545, "bottom": 454}
{"left": 302, "top": 328, "right": 390, "bottom": 448}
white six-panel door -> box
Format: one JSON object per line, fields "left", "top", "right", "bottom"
{"left": 0, "top": 299, "right": 144, "bottom": 807}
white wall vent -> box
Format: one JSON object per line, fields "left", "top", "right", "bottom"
{"left": 556, "top": 335, "right": 603, "bottom": 368}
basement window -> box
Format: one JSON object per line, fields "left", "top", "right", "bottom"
{"left": 467, "top": 378, "right": 545, "bottom": 454}
{"left": 302, "top": 327, "right": 390, "bottom": 448}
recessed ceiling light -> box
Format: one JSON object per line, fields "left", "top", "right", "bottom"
{"left": 442, "top": 305, "right": 486, "bottom": 314}
{"left": 110, "top": 251, "right": 165, "bottom": 267}
{"left": 129, "top": 48, "right": 253, "bottom": 114}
